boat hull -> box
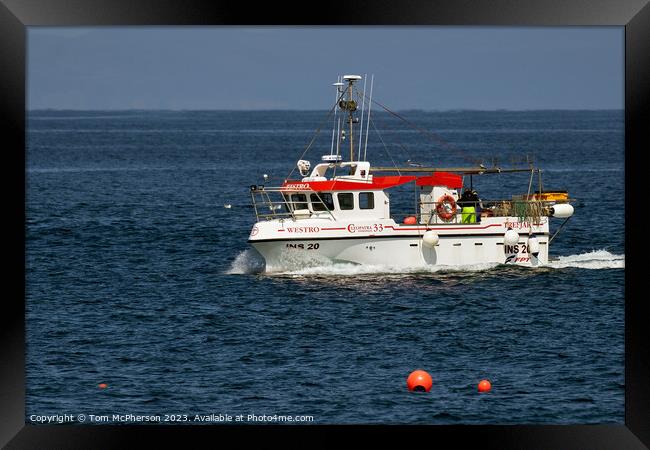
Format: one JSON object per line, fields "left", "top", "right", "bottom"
{"left": 250, "top": 233, "right": 548, "bottom": 272}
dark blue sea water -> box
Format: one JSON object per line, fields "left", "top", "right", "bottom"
{"left": 26, "top": 110, "right": 624, "bottom": 424}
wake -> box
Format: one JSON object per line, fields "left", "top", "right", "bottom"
{"left": 545, "top": 249, "right": 624, "bottom": 270}
{"left": 225, "top": 248, "right": 266, "bottom": 274}
{"left": 226, "top": 249, "right": 624, "bottom": 275}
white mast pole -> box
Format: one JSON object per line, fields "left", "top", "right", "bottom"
{"left": 329, "top": 76, "right": 340, "bottom": 156}
{"left": 357, "top": 74, "right": 367, "bottom": 161}
{"left": 335, "top": 114, "right": 341, "bottom": 158}
{"left": 363, "top": 74, "right": 374, "bottom": 161}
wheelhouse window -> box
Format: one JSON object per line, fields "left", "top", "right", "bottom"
{"left": 338, "top": 193, "right": 354, "bottom": 210}
{"left": 289, "top": 193, "right": 308, "bottom": 210}
{"left": 310, "top": 193, "right": 334, "bottom": 211}
{"left": 359, "top": 192, "right": 374, "bottom": 209}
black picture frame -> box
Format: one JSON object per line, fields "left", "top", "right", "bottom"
{"left": 2, "top": 0, "right": 648, "bottom": 447}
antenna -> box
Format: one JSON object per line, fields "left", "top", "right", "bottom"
{"left": 335, "top": 109, "right": 342, "bottom": 158}
{"left": 330, "top": 76, "right": 343, "bottom": 156}
{"left": 363, "top": 74, "right": 374, "bottom": 161}
{"left": 330, "top": 76, "right": 339, "bottom": 155}
{"left": 357, "top": 74, "right": 367, "bottom": 161}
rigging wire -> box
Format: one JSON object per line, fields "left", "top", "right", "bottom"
{"left": 285, "top": 87, "right": 349, "bottom": 181}
{"left": 363, "top": 74, "right": 374, "bottom": 161}
{"left": 388, "top": 126, "right": 416, "bottom": 167}
{"left": 369, "top": 116, "right": 401, "bottom": 176}
{"left": 287, "top": 79, "right": 482, "bottom": 182}
{"left": 363, "top": 101, "right": 416, "bottom": 167}
{"left": 360, "top": 93, "right": 480, "bottom": 165}
{"left": 357, "top": 74, "right": 367, "bottom": 160}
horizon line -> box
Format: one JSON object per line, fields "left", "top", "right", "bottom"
{"left": 27, "top": 108, "right": 624, "bottom": 113}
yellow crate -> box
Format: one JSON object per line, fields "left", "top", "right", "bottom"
{"left": 513, "top": 191, "right": 569, "bottom": 202}
{"left": 534, "top": 191, "right": 569, "bottom": 201}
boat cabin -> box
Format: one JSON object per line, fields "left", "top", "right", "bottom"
{"left": 270, "top": 162, "right": 465, "bottom": 223}
{"left": 284, "top": 189, "right": 388, "bottom": 220}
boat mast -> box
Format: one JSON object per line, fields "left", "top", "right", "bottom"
{"left": 347, "top": 77, "right": 355, "bottom": 162}
{"left": 340, "top": 75, "right": 361, "bottom": 163}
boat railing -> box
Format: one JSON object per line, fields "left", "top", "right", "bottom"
{"left": 394, "top": 198, "right": 572, "bottom": 225}
{"left": 251, "top": 185, "right": 571, "bottom": 224}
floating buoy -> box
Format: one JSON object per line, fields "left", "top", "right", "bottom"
{"left": 98, "top": 383, "right": 108, "bottom": 389}
{"left": 403, "top": 216, "right": 417, "bottom": 225}
{"left": 478, "top": 379, "right": 491, "bottom": 393}
{"left": 407, "top": 370, "right": 433, "bottom": 392}
{"left": 422, "top": 231, "right": 439, "bottom": 248}
{"left": 504, "top": 228, "right": 519, "bottom": 245}
{"left": 549, "top": 203, "right": 574, "bottom": 218}
{"left": 528, "top": 235, "right": 540, "bottom": 256}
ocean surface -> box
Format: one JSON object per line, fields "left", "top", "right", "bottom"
{"left": 26, "top": 110, "right": 624, "bottom": 424}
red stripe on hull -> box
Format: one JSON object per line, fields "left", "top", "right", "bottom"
{"left": 385, "top": 223, "right": 502, "bottom": 231}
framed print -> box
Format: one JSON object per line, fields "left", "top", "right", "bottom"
{"left": 1, "top": 0, "right": 648, "bottom": 447}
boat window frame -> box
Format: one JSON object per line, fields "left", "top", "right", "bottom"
{"left": 289, "top": 193, "right": 308, "bottom": 211}
{"left": 310, "top": 192, "right": 335, "bottom": 212}
{"left": 359, "top": 192, "right": 375, "bottom": 210}
{"left": 337, "top": 192, "right": 355, "bottom": 210}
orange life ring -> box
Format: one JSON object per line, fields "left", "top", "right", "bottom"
{"left": 436, "top": 194, "right": 457, "bottom": 222}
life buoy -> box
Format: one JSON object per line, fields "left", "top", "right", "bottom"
{"left": 436, "top": 194, "right": 457, "bottom": 222}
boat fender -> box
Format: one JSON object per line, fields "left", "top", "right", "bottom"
{"left": 504, "top": 228, "right": 519, "bottom": 246}
{"left": 422, "top": 230, "right": 439, "bottom": 248}
{"left": 528, "top": 234, "right": 540, "bottom": 256}
{"left": 549, "top": 204, "right": 574, "bottom": 218}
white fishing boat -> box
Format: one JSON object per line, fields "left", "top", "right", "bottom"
{"left": 247, "top": 75, "right": 574, "bottom": 272}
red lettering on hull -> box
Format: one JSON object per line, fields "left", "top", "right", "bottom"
{"left": 285, "top": 226, "right": 321, "bottom": 233}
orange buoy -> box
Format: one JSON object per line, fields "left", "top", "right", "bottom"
{"left": 478, "top": 379, "right": 491, "bottom": 393}
{"left": 98, "top": 383, "right": 108, "bottom": 389}
{"left": 403, "top": 216, "right": 417, "bottom": 225}
{"left": 406, "top": 370, "right": 433, "bottom": 392}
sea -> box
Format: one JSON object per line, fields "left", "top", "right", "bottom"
{"left": 26, "top": 109, "right": 624, "bottom": 424}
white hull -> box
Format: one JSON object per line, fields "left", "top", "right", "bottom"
{"left": 249, "top": 217, "right": 549, "bottom": 272}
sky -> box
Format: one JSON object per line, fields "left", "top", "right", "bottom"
{"left": 27, "top": 27, "right": 623, "bottom": 110}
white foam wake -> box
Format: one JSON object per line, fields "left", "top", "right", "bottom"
{"left": 545, "top": 250, "right": 624, "bottom": 270}
{"left": 225, "top": 248, "right": 266, "bottom": 274}
{"left": 226, "top": 249, "right": 624, "bottom": 275}
{"left": 281, "top": 262, "right": 500, "bottom": 276}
